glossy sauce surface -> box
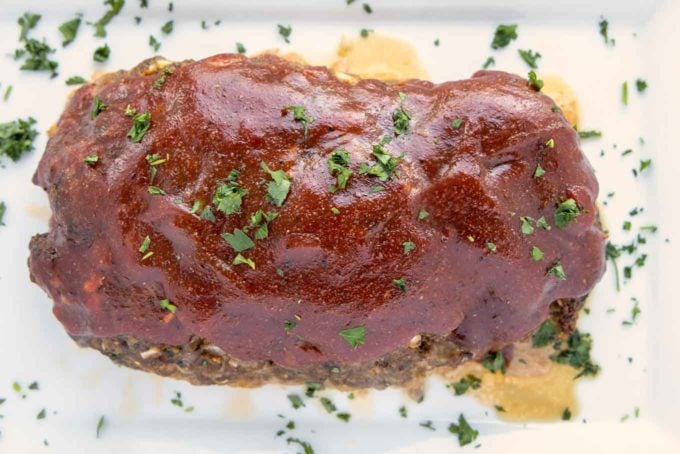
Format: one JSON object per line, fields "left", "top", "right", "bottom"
{"left": 30, "top": 52, "right": 604, "bottom": 368}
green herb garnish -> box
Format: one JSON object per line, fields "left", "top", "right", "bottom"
{"left": 84, "top": 154, "right": 99, "bottom": 165}
{"left": 451, "top": 118, "right": 463, "bottom": 129}
{"left": 93, "top": 0, "right": 124, "bottom": 37}
{"left": 245, "top": 210, "right": 278, "bottom": 240}
{"left": 578, "top": 130, "right": 602, "bottom": 139}
{"left": 551, "top": 329, "right": 600, "bottom": 378}
{"left": 520, "top": 216, "right": 535, "bottom": 235}
{"left": 149, "top": 35, "right": 161, "bottom": 52}
{"left": 288, "top": 394, "right": 305, "bottom": 409}
{"left": 622, "top": 81, "right": 628, "bottom": 106}
{"left": 360, "top": 28, "right": 373, "bottom": 38}
{"left": 159, "top": 299, "right": 177, "bottom": 313}
{"left": 531, "top": 245, "right": 544, "bottom": 261}
{"left": 481, "top": 351, "right": 506, "bottom": 374}
{"left": 598, "top": 16, "right": 612, "bottom": 45}
{"left": 93, "top": 44, "right": 111, "bottom": 62}
{"left": 418, "top": 209, "right": 429, "bottom": 220}
{"left": 534, "top": 164, "right": 545, "bottom": 178}
{"left": 233, "top": 253, "right": 256, "bottom": 269}
{"left": 278, "top": 24, "right": 292, "bottom": 43}
{"left": 128, "top": 112, "right": 151, "bottom": 142}
{"left": 448, "top": 414, "right": 479, "bottom": 447}
{"left": 236, "top": 42, "right": 246, "bottom": 54}
{"left": 320, "top": 397, "right": 336, "bottom": 413}
{"left": 327, "top": 149, "right": 353, "bottom": 192}
{"left": 482, "top": 56, "right": 495, "bottom": 69}
{"left": 393, "top": 278, "right": 407, "bottom": 292}
{"left": 491, "top": 24, "right": 518, "bottom": 49}
{"left": 18, "top": 12, "right": 41, "bottom": 41}
{"left": 339, "top": 325, "right": 365, "bottom": 349}
{"left": 261, "top": 161, "right": 292, "bottom": 207}
{"left": 635, "top": 79, "right": 647, "bottom": 93}
{"left": 518, "top": 49, "right": 541, "bottom": 68}
{"left": 528, "top": 70, "right": 544, "bottom": 91}
{"left": 363, "top": 3, "right": 373, "bottom": 13}
{"left": 547, "top": 261, "right": 566, "bottom": 280}
{"left": 59, "top": 17, "right": 81, "bottom": 46}
{"left": 161, "top": 20, "right": 174, "bottom": 34}
{"left": 284, "top": 320, "right": 296, "bottom": 331}
{"left": 221, "top": 228, "right": 255, "bottom": 252}
{"left": 554, "top": 198, "right": 580, "bottom": 228}
{"left": 0, "top": 201, "right": 6, "bottom": 226}
{"left": 0, "top": 117, "right": 38, "bottom": 162}
{"left": 531, "top": 320, "right": 557, "bottom": 347}
{"left": 286, "top": 105, "right": 314, "bottom": 139}
{"left": 359, "top": 137, "right": 403, "bottom": 182}
{"left": 90, "top": 96, "right": 107, "bottom": 119}
{"left": 286, "top": 437, "right": 314, "bottom": 454}
{"left": 403, "top": 241, "right": 416, "bottom": 255}
{"left": 96, "top": 415, "right": 105, "bottom": 438}
{"left": 451, "top": 375, "right": 481, "bottom": 396}
{"left": 66, "top": 75, "right": 87, "bottom": 85}
{"left": 213, "top": 170, "right": 247, "bottom": 215}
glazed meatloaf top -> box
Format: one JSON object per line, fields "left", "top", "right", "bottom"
{"left": 28, "top": 53, "right": 605, "bottom": 369}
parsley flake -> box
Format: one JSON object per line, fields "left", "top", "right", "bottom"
{"left": 547, "top": 261, "right": 567, "bottom": 280}
{"left": 531, "top": 245, "right": 544, "bottom": 261}
{"left": 0, "top": 117, "right": 38, "bottom": 162}
{"left": 534, "top": 164, "right": 545, "bottom": 178}
{"left": 451, "top": 374, "right": 481, "bottom": 396}
{"left": 233, "top": 253, "right": 256, "bottom": 269}
{"left": 403, "top": 241, "right": 416, "bottom": 255}
{"left": 159, "top": 299, "right": 177, "bottom": 313}
{"left": 93, "top": 44, "right": 111, "bottom": 62}
{"left": 528, "top": 70, "right": 544, "bottom": 91}
{"left": 221, "top": 228, "right": 255, "bottom": 252}
{"left": 66, "top": 75, "right": 86, "bottom": 85}
{"left": 622, "top": 81, "right": 629, "bottom": 106}
{"left": 482, "top": 56, "right": 495, "bottom": 69}
{"left": 93, "top": 0, "right": 125, "bottom": 37}
{"left": 288, "top": 394, "right": 305, "bottom": 409}
{"left": 393, "top": 278, "right": 407, "bottom": 292}
{"left": 482, "top": 351, "right": 506, "bottom": 374}
{"left": 635, "top": 79, "right": 647, "bottom": 93}
{"left": 96, "top": 415, "right": 105, "bottom": 438}
{"left": 128, "top": 112, "right": 151, "bottom": 142}
{"left": 149, "top": 35, "right": 161, "bottom": 52}
{"left": 213, "top": 171, "right": 247, "bottom": 215}
{"left": 286, "top": 105, "right": 314, "bottom": 140}
{"left": 236, "top": 42, "right": 246, "bottom": 54}
{"left": 418, "top": 209, "right": 429, "bottom": 220}
{"left": 261, "top": 161, "right": 292, "bottom": 207}
{"left": 161, "top": 20, "right": 174, "bottom": 34}
{"left": 84, "top": 154, "right": 99, "bottom": 165}
{"left": 359, "top": 137, "right": 403, "bottom": 182}
{"left": 451, "top": 118, "right": 463, "bottom": 129}
{"left": 518, "top": 49, "right": 541, "bottom": 68}
{"left": 448, "top": 414, "right": 479, "bottom": 447}
{"left": 278, "top": 24, "right": 292, "bottom": 43}
{"left": 578, "top": 130, "right": 602, "bottom": 139}
{"left": 491, "top": 24, "right": 518, "bottom": 49}
{"left": 339, "top": 326, "right": 365, "bottom": 349}
{"left": 90, "top": 96, "right": 107, "bottom": 119}
{"left": 554, "top": 198, "right": 580, "bottom": 228}
{"left": 531, "top": 320, "right": 557, "bottom": 347}
{"left": 59, "top": 17, "right": 81, "bottom": 47}
{"left": 520, "top": 216, "right": 535, "bottom": 235}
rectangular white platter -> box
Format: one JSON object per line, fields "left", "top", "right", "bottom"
{"left": 1, "top": 0, "right": 679, "bottom": 452}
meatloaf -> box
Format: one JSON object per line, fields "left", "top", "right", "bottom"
{"left": 28, "top": 54, "right": 605, "bottom": 388}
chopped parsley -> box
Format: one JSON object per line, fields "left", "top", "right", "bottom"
{"left": 331, "top": 207, "right": 340, "bottom": 215}
{"left": 261, "top": 161, "right": 292, "bottom": 207}
{"left": 245, "top": 210, "right": 278, "bottom": 240}
{"left": 369, "top": 185, "right": 384, "bottom": 193}
{"left": 138, "top": 235, "right": 151, "bottom": 255}
{"left": 59, "top": 17, "right": 81, "bottom": 46}
{"left": 16, "top": 38, "right": 59, "bottom": 77}
{"left": 534, "top": 164, "right": 545, "bottom": 178}
{"left": 486, "top": 242, "right": 497, "bottom": 252}
{"left": 284, "top": 320, "right": 296, "bottom": 331}
{"left": 128, "top": 112, "right": 151, "bottom": 142}
{"left": 328, "top": 149, "right": 353, "bottom": 191}
{"left": 518, "top": 49, "right": 541, "bottom": 68}
{"left": 363, "top": 3, "right": 373, "bottom": 13}
{"left": 393, "top": 278, "right": 407, "bottom": 292}
{"left": 531, "top": 246, "right": 544, "bottom": 261}
{"left": 359, "top": 137, "right": 404, "bottom": 182}
{"left": 451, "top": 374, "right": 481, "bottom": 396}
{"left": 403, "top": 241, "right": 416, "bottom": 255}
{"left": 528, "top": 70, "right": 544, "bottom": 91}
{"left": 233, "top": 253, "right": 256, "bottom": 269}
{"left": 481, "top": 351, "right": 506, "bottom": 374}
{"left": 531, "top": 320, "right": 557, "bottom": 347}
{"left": 287, "top": 394, "right": 305, "bottom": 409}
{"left": 392, "top": 94, "right": 411, "bottom": 136}
{"left": 451, "top": 118, "right": 463, "bottom": 129}
{"left": 336, "top": 412, "right": 351, "bottom": 422}
{"left": 93, "top": 44, "right": 111, "bottom": 62}
{"left": 639, "top": 159, "right": 652, "bottom": 173}
{"left": 622, "top": 81, "right": 629, "bottom": 106}
{"left": 66, "top": 75, "right": 87, "bottom": 85}
{"left": 554, "top": 198, "right": 580, "bottom": 228}
{"left": 90, "top": 96, "right": 107, "bottom": 119}
{"left": 213, "top": 170, "right": 247, "bottom": 215}
{"left": 161, "top": 20, "right": 174, "bottom": 34}
{"left": 520, "top": 216, "right": 535, "bottom": 235}
{"left": 420, "top": 420, "right": 435, "bottom": 431}
{"left": 598, "top": 16, "right": 612, "bottom": 46}
{"left": 562, "top": 408, "right": 572, "bottom": 420}
{"left": 96, "top": 415, "right": 105, "bottom": 438}
{"left": 434, "top": 38, "right": 440, "bottom": 46}
{"left": 278, "top": 24, "right": 292, "bottom": 43}
{"left": 482, "top": 56, "right": 495, "bottom": 69}
{"left": 149, "top": 35, "right": 161, "bottom": 52}
{"left": 286, "top": 437, "right": 314, "bottom": 454}
{"left": 320, "top": 397, "right": 336, "bottom": 413}
{"left": 547, "top": 261, "right": 566, "bottom": 280}
{"left": 339, "top": 325, "right": 365, "bottom": 349}
{"left": 578, "top": 130, "right": 602, "bottom": 139}
{"left": 159, "top": 299, "right": 177, "bottom": 313}
{"left": 152, "top": 67, "right": 173, "bottom": 89}
{"left": 622, "top": 297, "right": 641, "bottom": 326}
{"left": 0, "top": 117, "right": 38, "bottom": 162}
{"left": 545, "top": 138, "right": 555, "bottom": 148}
{"left": 200, "top": 206, "right": 215, "bottom": 221}
{"left": 304, "top": 382, "right": 322, "bottom": 397}
{"left": 551, "top": 329, "right": 600, "bottom": 378}
{"left": 360, "top": 28, "right": 373, "bottom": 38}
{"left": 491, "top": 24, "right": 518, "bottom": 49}
{"left": 0, "top": 201, "right": 6, "bottom": 226}
{"left": 236, "top": 42, "right": 246, "bottom": 54}
{"left": 93, "top": 0, "right": 125, "bottom": 37}
{"left": 221, "top": 228, "right": 255, "bottom": 252}
{"left": 37, "top": 408, "right": 46, "bottom": 420}
{"left": 448, "top": 414, "right": 479, "bottom": 447}
{"left": 635, "top": 79, "right": 647, "bottom": 93}
{"left": 286, "top": 105, "right": 314, "bottom": 139}
{"left": 418, "top": 208, "right": 429, "bottom": 220}
{"left": 84, "top": 154, "right": 99, "bottom": 165}
{"left": 399, "top": 405, "right": 407, "bottom": 417}
{"left": 18, "top": 12, "right": 41, "bottom": 41}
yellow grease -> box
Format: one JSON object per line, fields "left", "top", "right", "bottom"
{"left": 331, "top": 33, "right": 428, "bottom": 81}
{"left": 542, "top": 75, "right": 580, "bottom": 127}
{"left": 442, "top": 342, "right": 579, "bottom": 422}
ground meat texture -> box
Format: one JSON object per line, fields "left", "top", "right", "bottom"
{"left": 28, "top": 54, "right": 605, "bottom": 383}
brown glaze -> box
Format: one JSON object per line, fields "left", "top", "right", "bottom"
{"left": 29, "top": 54, "right": 605, "bottom": 369}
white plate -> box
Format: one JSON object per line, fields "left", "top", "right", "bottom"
{"left": 1, "top": 0, "right": 679, "bottom": 452}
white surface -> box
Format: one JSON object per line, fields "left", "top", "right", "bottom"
{"left": 1, "top": 0, "right": 679, "bottom": 452}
